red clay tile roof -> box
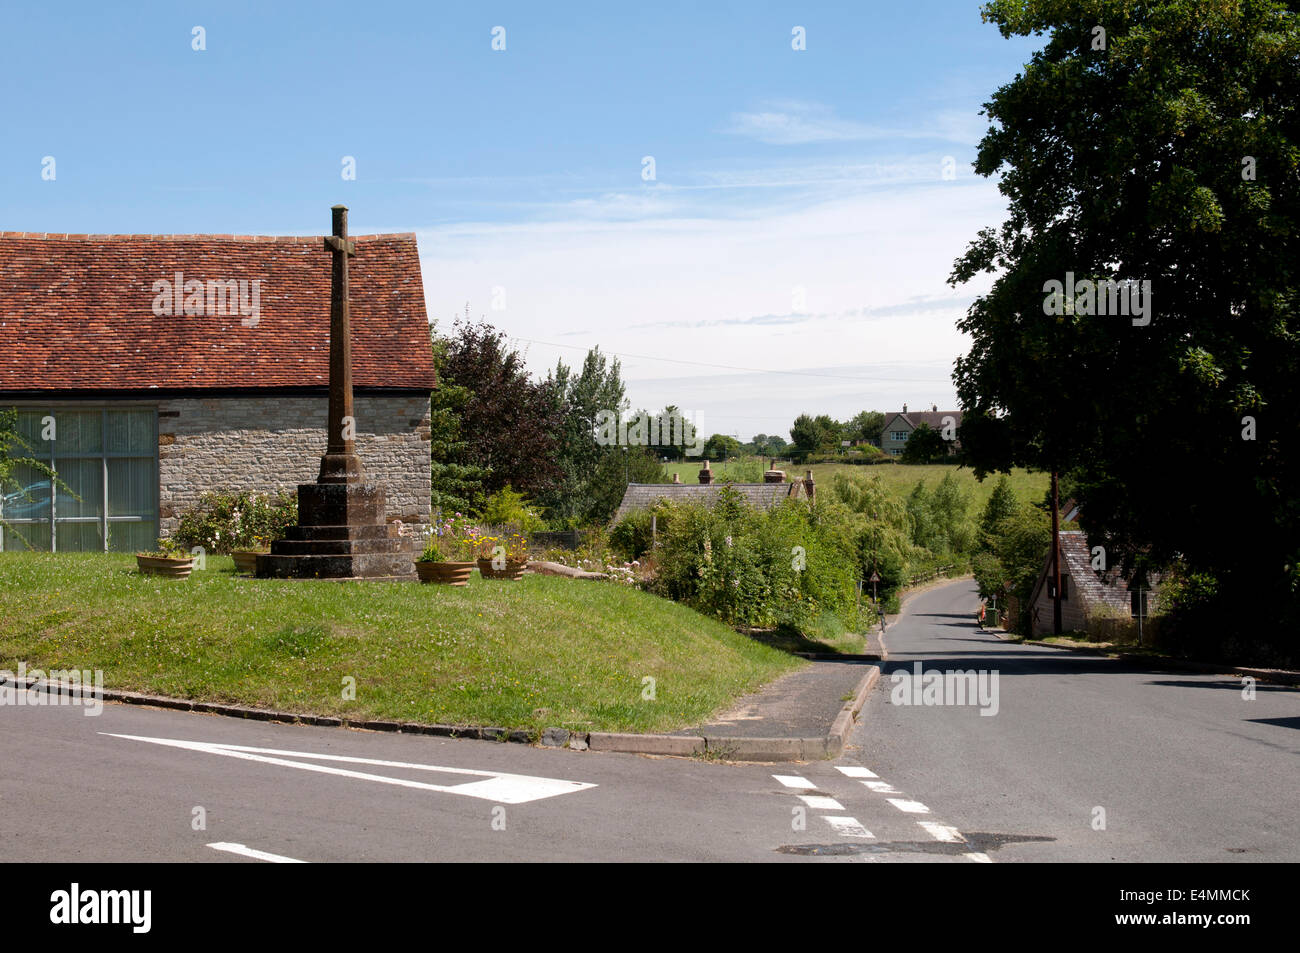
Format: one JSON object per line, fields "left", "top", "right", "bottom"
{"left": 0, "top": 231, "right": 436, "bottom": 392}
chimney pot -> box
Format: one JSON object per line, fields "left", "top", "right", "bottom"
{"left": 698, "top": 461, "right": 713, "bottom": 485}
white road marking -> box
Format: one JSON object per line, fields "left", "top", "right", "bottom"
{"left": 772, "top": 774, "right": 815, "bottom": 789}
{"left": 862, "top": 780, "right": 900, "bottom": 794}
{"left": 796, "top": 795, "right": 844, "bottom": 811}
{"left": 886, "top": 798, "right": 931, "bottom": 814}
{"left": 835, "top": 765, "right": 878, "bottom": 778}
{"left": 207, "top": 842, "right": 307, "bottom": 864}
{"left": 918, "top": 821, "right": 965, "bottom": 843}
{"left": 823, "top": 816, "right": 874, "bottom": 838}
{"left": 103, "top": 733, "right": 597, "bottom": 804}
{"left": 963, "top": 852, "right": 993, "bottom": 863}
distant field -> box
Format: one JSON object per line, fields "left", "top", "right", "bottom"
{"left": 660, "top": 457, "right": 1051, "bottom": 513}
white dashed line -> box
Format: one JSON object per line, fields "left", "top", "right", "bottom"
{"left": 773, "top": 775, "right": 815, "bottom": 789}
{"left": 207, "top": 842, "right": 306, "bottom": 864}
{"left": 796, "top": 794, "right": 845, "bottom": 811}
{"left": 835, "top": 765, "right": 878, "bottom": 779}
{"left": 823, "top": 816, "right": 874, "bottom": 838}
{"left": 862, "top": 780, "right": 900, "bottom": 794}
{"left": 963, "top": 852, "right": 993, "bottom": 863}
{"left": 918, "top": 821, "right": 965, "bottom": 843}
{"left": 886, "top": 798, "right": 931, "bottom": 814}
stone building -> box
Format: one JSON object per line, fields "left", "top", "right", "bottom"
{"left": 0, "top": 230, "right": 435, "bottom": 552}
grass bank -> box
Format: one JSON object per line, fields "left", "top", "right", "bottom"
{"left": 0, "top": 553, "right": 805, "bottom": 734}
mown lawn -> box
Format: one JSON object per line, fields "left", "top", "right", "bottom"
{"left": 0, "top": 553, "right": 805, "bottom": 734}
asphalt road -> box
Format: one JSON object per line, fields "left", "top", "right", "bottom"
{"left": 847, "top": 579, "right": 1300, "bottom": 862}
{"left": 2, "top": 578, "right": 1294, "bottom": 862}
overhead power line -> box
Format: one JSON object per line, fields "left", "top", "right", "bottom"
{"left": 509, "top": 336, "right": 952, "bottom": 385}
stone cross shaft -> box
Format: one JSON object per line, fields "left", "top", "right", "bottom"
{"left": 318, "top": 204, "right": 365, "bottom": 484}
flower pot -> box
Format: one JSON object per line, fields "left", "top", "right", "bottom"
{"left": 231, "top": 551, "right": 266, "bottom": 574}
{"left": 136, "top": 554, "right": 196, "bottom": 578}
{"left": 416, "top": 560, "right": 475, "bottom": 586}
{"left": 477, "top": 557, "right": 527, "bottom": 581}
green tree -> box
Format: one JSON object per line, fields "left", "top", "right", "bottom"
{"left": 537, "top": 346, "right": 628, "bottom": 522}
{"left": 951, "top": 0, "right": 1300, "bottom": 656}
{"left": 430, "top": 317, "right": 562, "bottom": 512}
{"left": 978, "top": 475, "right": 1019, "bottom": 551}
{"left": 900, "top": 423, "right": 947, "bottom": 464}
{"left": 790, "top": 413, "right": 840, "bottom": 461}
{"left": 843, "top": 410, "right": 885, "bottom": 445}
{"left": 702, "top": 433, "right": 741, "bottom": 460}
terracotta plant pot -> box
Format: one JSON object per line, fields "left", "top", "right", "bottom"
{"left": 231, "top": 551, "right": 266, "bottom": 574}
{"left": 476, "top": 557, "right": 527, "bottom": 581}
{"left": 416, "top": 560, "right": 475, "bottom": 586}
{"left": 136, "top": 554, "right": 196, "bottom": 578}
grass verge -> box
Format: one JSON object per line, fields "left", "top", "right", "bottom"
{"left": 0, "top": 553, "right": 806, "bottom": 734}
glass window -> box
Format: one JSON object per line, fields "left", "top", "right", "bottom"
{"left": 0, "top": 407, "right": 157, "bottom": 552}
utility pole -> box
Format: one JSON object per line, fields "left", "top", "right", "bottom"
{"left": 1051, "top": 470, "right": 1062, "bottom": 636}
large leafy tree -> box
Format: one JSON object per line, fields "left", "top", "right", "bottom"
{"left": 900, "top": 422, "right": 948, "bottom": 464}
{"left": 790, "top": 413, "right": 842, "bottom": 461}
{"left": 952, "top": 0, "right": 1299, "bottom": 656}
{"left": 430, "top": 318, "right": 563, "bottom": 508}
{"left": 538, "top": 347, "right": 628, "bottom": 522}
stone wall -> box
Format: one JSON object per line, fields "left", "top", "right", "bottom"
{"left": 156, "top": 394, "right": 431, "bottom": 537}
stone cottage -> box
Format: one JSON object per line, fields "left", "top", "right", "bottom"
{"left": 0, "top": 229, "right": 436, "bottom": 552}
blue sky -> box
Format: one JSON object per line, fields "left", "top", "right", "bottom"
{"left": 2, "top": 1, "right": 1041, "bottom": 439}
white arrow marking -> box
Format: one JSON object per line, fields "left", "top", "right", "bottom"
{"left": 208, "top": 842, "right": 307, "bottom": 863}
{"left": 103, "top": 733, "right": 597, "bottom": 804}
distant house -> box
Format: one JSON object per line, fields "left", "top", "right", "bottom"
{"left": 1027, "top": 531, "right": 1161, "bottom": 637}
{"left": 880, "top": 403, "right": 963, "bottom": 457}
{"left": 613, "top": 460, "right": 812, "bottom": 523}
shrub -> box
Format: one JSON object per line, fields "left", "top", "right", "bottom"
{"left": 478, "top": 485, "right": 544, "bottom": 533}
{"left": 171, "top": 490, "right": 297, "bottom": 555}
{"left": 648, "top": 489, "right": 863, "bottom": 633}
{"left": 610, "top": 508, "right": 657, "bottom": 561}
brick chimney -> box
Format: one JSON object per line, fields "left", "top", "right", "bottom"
{"left": 671, "top": 472, "right": 681, "bottom": 484}
{"left": 803, "top": 469, "right": 815, "bottom": 502}
{"left": 764, "top": 457, "right": 786, "bottom": 483}
{"left": 932, "top": 403, "right": 938, "bottom": 412}
{"left": 698, "top": 461, "right": 713, "bottom": 485}
{"left": 902, "top": 402, "right": 908, "bottom": 414}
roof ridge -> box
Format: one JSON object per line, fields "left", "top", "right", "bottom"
{"left": 0, "top": 232, "right": 416, "bottom": 242}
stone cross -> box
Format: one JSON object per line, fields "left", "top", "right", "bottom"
{"left": 318, "top": 204, "right": 365, "bottom": 484}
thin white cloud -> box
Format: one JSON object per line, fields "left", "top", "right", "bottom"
{"left": 723, "top": 99, "right": 987, "bottom": 147}
{"left": 408, "top": 158, "right": 1005, "bottom": 438}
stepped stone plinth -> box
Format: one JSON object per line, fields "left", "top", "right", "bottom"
{"left": 254, "top": 204, "right": 418, "bottom": 582}
{"left": 256, "top": 483, "right": 418, "bottom": 580}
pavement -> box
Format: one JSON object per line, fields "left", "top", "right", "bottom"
{"left": 677, "top": 658, "right": 874, "bottom": 739}
{"left": 3, "top": 576, "right": 1296, "bottom": 862}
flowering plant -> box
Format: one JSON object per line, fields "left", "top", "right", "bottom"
{"left": 478, "top": 532, "right": 529, "bottom": 563}
{"left": 419, "top": 513, "right": 480, "bottom": 562}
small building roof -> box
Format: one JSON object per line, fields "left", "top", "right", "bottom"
{"left": 882, "top": 410, "right": 963, "bottom": 432}
{"left": 1030, "top": 530, "right": 1160, "bottom": 613}
{"left": 0, "top": 231, "right": 436, "bottom": 393}
{"left": 613, "top": 481, "right": 806, "bottom": 523}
